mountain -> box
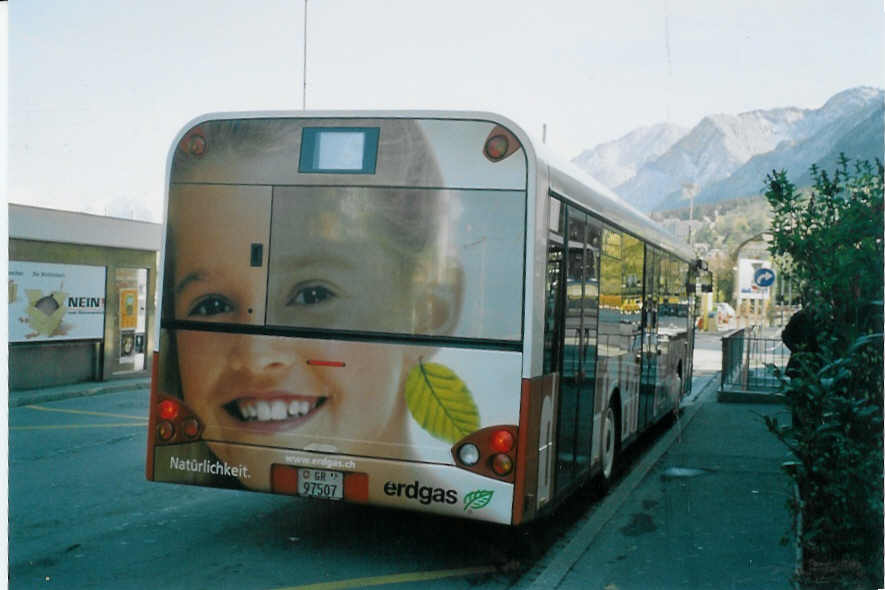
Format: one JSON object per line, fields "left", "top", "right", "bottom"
{"left": 571, "top": 123, "right": 688, "bottom": 188}
{"left": 691, "top": 88, "right": 884, "bottom": 207}
{"left": 571, "top": 87, "right": 884, "bottom": 213}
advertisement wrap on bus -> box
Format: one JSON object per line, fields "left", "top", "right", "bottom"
{"left": 147, "top": 112, "right": 698, "bottom": 526}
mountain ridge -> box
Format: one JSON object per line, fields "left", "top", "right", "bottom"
{"left": 571, "top": 86, "right": 884, "bottom": 213}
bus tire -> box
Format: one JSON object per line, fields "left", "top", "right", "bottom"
{"left": 600, "top": 398, "right": 620, "bottom": 491}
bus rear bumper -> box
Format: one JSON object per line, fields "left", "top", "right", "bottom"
{"left": 151, "top": 442, "right": 515, "bottom": 524}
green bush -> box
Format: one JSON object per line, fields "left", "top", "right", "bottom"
{"left": 763, "top": 156, "right": 883, "bottom": 589}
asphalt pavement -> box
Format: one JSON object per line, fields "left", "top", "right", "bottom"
{"left": 10, "top": 334, "right": 799, "bottom": 590}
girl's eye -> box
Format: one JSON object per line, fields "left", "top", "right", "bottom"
{"left": 289, "top": 285, "right": 337, "bottom": 306}
{"left": 188, "top": 295, "right": 235, "bottom": 317}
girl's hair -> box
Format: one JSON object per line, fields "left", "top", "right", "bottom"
{"left": 161, "top": 118, "right": 455, "bottom": 396}
{"left": 171, "top": 117, "right": 450, "bottom": 255}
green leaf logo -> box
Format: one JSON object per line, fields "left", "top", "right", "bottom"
{"left": 404, "top": 360, "right": 479, "bottom": 443}
{"left": 463, "top": 490, "right": 494, "bottom": 511}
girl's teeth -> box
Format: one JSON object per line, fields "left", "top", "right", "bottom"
{"left": 237, "top": 400, "right": 256, "bottom": 421}
{"left": 256, "top": 401, "right": 272, "bottom": 421}
{"left": 271, "top": 400, "right": 287, "bottom": 420}
{"left": 235, "top": 398, "right": 322, "bottom": 421}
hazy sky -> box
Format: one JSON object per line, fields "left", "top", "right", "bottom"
{"left": 8, "top": 0, "right": 884, "bottom": 222}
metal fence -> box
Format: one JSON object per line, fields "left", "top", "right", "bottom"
{"left": 721, "top": 327, "right": 791, "bottom": 393}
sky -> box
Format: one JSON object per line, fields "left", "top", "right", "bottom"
{"left": 7, "top": 0, "right": 884, "bottom": 223}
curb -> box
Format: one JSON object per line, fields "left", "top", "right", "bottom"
{"left": 517, "top": 373, "right": 720, "bottom": 590}
{"left": 717, "top": 390, "right": 787, "bottom": 404}
{"left": 9, "top": 379, "right": 150, "bottom": 408}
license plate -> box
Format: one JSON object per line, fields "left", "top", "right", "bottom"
{"left": 298, "top": 468, "right": 343, "bottom": 500}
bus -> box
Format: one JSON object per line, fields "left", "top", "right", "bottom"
{"left": 146, "top": 111, "right": 699, "bottom": 526}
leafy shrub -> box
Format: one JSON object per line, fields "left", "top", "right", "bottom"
{"left": 763, "top": 156, "right": 883, "bottom": 589}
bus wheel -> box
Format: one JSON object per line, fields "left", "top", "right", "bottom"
{"left": 601, "top": 401, "right": 619, "bottom": 490}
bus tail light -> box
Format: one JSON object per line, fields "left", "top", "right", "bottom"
{"left": 157, "top": 421, "right": 175, "bottom": 441}
{"left": 491, "top": 453, "right": 513, "bottom": 476}
{"left": 490, "top": 429, "right": 514, "bottom": 453}
{"left": 482, "top": 125, "right": 521, "bottom": 163}
{"left": 153, "top": 394, "right": 203, "bottom": 445}
{"left": 484, "top": 135, "right": 509, "bottom": 160}
{"left": 458, "top": 443, "right": 481, "bottom": 466}
{"left": 158, "top": 399, "right": 180, "bottom": 421}
{"left": 451, "top": 425, "right": 518, "bottom": 482}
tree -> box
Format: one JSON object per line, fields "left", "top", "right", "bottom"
{"left": 764, "top": 155, "right": 883, "bottom": 589}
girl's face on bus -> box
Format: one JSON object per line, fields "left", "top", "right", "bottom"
{"left": 170, "top": 184, "right": 457, "bottom": 489}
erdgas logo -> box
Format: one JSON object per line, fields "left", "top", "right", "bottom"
{"left": 463, "top": 490, "right": 494, "bottom": 511}
{"left": 383, "top": 480, "right": 458, "bottom": 505}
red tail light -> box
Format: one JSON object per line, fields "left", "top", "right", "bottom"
{"left": 482, "top": 125, "right": 521, "bottom": 163}
{"left": 158, "top": 399, "right": 180, "bottom": 421}
{"left": 490, "top": 429, "right": 514, "bottom": 453}
{"left": 451, "top": 425, "right": 518, "bottom": 482}
{"left": 154, "top": 395, "right": 202, "bottom": 445}
{"left": 182, "top": 417, "right": 200, "bottom": 439}
{"left": 491, "top": 453, "right": 514, "bottom": 476}
{"left": 157, "top": 421, "right": 175, "bottom": 441}
{"left": 484, "top": 135, "right": 509, "bottom": 160}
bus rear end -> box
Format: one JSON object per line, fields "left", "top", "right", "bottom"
{"left": 146, "top": 113, "right": 530, "bottom": 524}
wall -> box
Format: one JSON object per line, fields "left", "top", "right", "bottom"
{"left": 9, "top": 237, "right": 158, "bottom": 389}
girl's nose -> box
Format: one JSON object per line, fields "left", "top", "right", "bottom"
{"left": 229, "top": 335, "right": 299, "bottom": 374}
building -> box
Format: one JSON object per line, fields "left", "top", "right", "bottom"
{"left": 9, "top": 204, "right": 161, "bottom": 390}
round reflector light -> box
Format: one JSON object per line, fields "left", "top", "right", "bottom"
{"left": 458, "top": 443, "right": 480, "bottom": 466}
{"left": 491, "top": 453, "right": 513, "bottom": 476}
{"left": 187, "top": 134, "right": 206, "bottom": 156}
{"left": 157, "top": 421, "right": 175, "bottom": 441}
{"left": 490, "top": 429, "right": 514, "bottom": 453}
{"left": 484, "top": 135, "right": 509, "bottom": 160}
{"left": 182, "top": 417, "right": 200, "bottom": 439}
{"left": 158, "top": 399, "right": 180, "bottom": 421}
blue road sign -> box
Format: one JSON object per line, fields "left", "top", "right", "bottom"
{"left": 753, "top": 267, "right": 775, "bottom": 288}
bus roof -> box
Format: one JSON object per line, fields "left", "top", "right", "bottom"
{"left": 168, "top": 109, "right": 696, "bottom": 263}
{"left": 539, "top": 145, "right": 696, "bottom": 262}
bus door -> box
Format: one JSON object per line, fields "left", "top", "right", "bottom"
{"left": 554, "top": 205, "right": 598, "bottom": 492}
{"left": 639, "top": 246, "right": 662, "bottom": 430}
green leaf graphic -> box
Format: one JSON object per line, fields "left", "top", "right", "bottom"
{"left": 463, "top": 490, "right": 494, "bottom": 511}
{"left": 404, "top": 360, "right": 479, "bottom": 443}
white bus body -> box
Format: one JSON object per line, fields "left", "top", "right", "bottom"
{"left": 146, "top": 111, "right": 697, "bottom": 525}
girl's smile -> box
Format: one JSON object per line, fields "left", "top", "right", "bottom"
{"left": 224, "top": 393, "right": 328, "bottom": 426}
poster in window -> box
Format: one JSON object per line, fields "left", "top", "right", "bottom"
{"left": 8, "top": 261, "right": 106, "bottom": 342}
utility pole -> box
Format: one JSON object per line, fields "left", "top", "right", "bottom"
{"left": 682, "top": 183, "right": 699, "bottom": 247}
{"left": 303, "top": 0, "right": 308, "bottom": 109}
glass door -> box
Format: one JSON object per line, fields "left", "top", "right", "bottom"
{"left": 639, "top": 247, "right": 661, "bottom": 429}
{"left": 114, "top": 267, "right": 148, "bottom": 374}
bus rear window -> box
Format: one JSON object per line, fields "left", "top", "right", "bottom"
{"left": 299, "top": 127, "right": 379, "bottom": 174}
{"left": 267, "top": 186, "right": 525, "bottom": 341}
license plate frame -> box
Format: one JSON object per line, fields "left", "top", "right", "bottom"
{"left": 297, "top": 468, "right": 343, "bottom": 500}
